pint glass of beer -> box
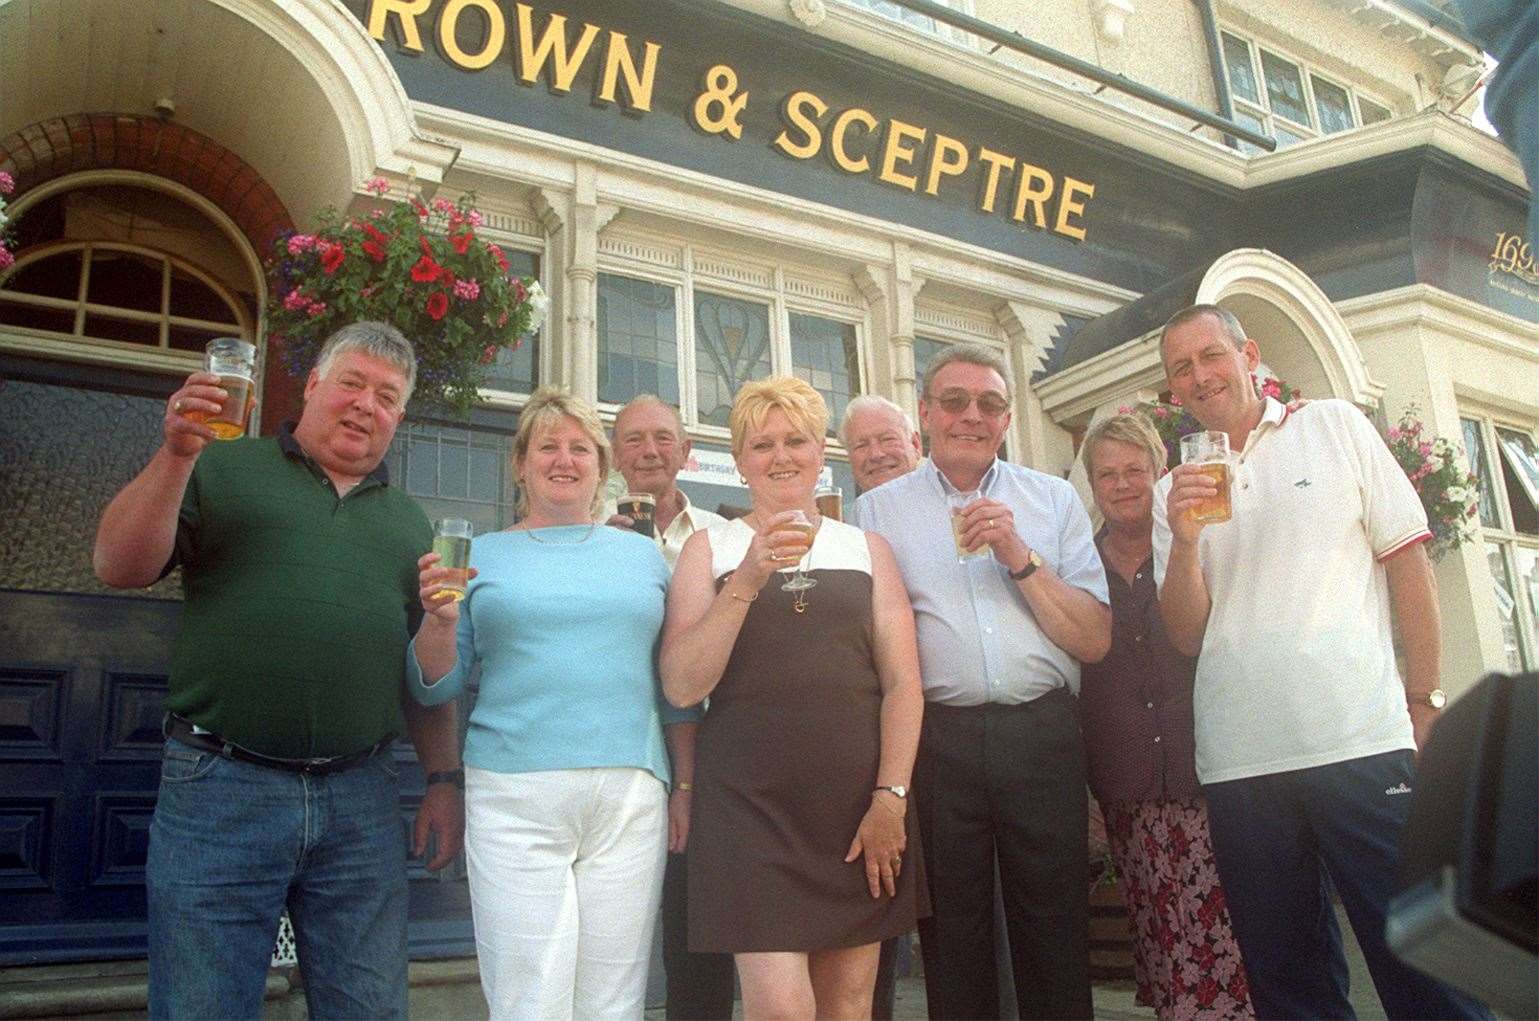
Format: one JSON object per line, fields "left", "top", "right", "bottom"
{"left": 947, "top": 490, "right": 991, "bottom": 562}
{"left": 188, "top": 338, "right": 256, "bottom": 439}
{"left": 815, "top": 485, "right": 843, "bottom": 523}
{"left": 1179, "top": 430, "right": 1233, "bottom": 524}
{"left": 618, "top": 492, "right": 657, "bottom": 538}
{"left": 432, "top": 518, "right": 474, "bottom": 602}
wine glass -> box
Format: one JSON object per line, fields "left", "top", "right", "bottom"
{"left": 779, "top": 509, "right": 818, "bottom": 594}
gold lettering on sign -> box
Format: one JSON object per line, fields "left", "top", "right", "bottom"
{"left": 1490, "top": 231, "right": 1539, "bottom": 285}
{"left": 831, "top": 108, "right": 878, "bottom": 174}
{"left": 879, "top": 120, "right": 927, "bottom": 191}
{"left": 438, "top": 0, "right": 504, "bottom": 70}
{"left": 515, "top": 3, "right": 602, "bottom": 94}
{"left": 598, "top": 31, "right": 661, "bottom": 112}
{"left": 692, "top": 65, "right": 749, "bottom": 140}
{"left": 774, "top": 92, "right": 828, "bottom": 159}
{"left": 1011, "top": 163, "right": 1055, "bottom": 228}
{"left": 1054, "top": 177, "right": 1095, "bottom": 241}
{"left": 924, "top": 134, "right": 970, "bottom": 197}
{"left": 368, "top": 0, "right": 433, "bottom": 53}
{"left": 975, "top": 148, "right": 1015, "bottom": 214}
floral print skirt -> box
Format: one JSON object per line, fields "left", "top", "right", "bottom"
{"left": 1104, "top": 797, "right": 1254, "bottom": 1021}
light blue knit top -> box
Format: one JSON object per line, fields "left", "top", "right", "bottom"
{"left": 406, "top": 525, "right": 696, "bottom": 785}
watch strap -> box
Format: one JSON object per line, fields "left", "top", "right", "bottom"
{"left": 425, "top": 768, "right": 465, "bottom": 790}
{"left": 1009, "top": 551, "right": 1042, "bottom": 580}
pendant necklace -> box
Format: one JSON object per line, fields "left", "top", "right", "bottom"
{"left": 521, "top": 522, "right": 598, "bottom": 545}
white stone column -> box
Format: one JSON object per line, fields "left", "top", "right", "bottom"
{"left": 534, "top": 162, "right": 617, "bottom": 403}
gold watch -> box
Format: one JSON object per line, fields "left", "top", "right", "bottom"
{"left": 1409, "top": 688, "right": 1447, "bottom": 709}
{"left": 1009, "top": 549, "right": 1043, "bottom": 580}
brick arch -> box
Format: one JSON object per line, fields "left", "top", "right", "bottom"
{"left": 0, "top": 113, "right": 295, "bottom": 256}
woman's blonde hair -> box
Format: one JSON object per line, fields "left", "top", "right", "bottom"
{"left": 1080, "top": 411, "right": 1168, "bottom": 479}
{"left": 512, "top": 387, "right": 612, "bottom": 518}
{"left": 728, "top": 376, "right": 828, "bottom": 455}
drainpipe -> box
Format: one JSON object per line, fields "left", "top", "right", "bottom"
{"left": 1194, "top": 0, "right": 1239, "bottom": 151}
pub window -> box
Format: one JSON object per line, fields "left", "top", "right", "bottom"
{"left": 481, "top": 247, "right": 541, "bottom": 396}
{"left": 1219, "top": 31, "right": 1395, "bottom": 152}
{"left": 913, "top": 336, "right": 951, "bottom": 394}
{"left": 0, "top": 182, "right": 255, "bottom": 353}
{"left": 842, "top": 0, "right": 975, "bottom": 42}
{"left": 594, "top": 248, "right": 868, "bottom": 444}
{"left": 1461, "top": 413, "right": 1539, "bottom": 671}
{"left": 386, "top": 422, "right": 518, "bottom": 535}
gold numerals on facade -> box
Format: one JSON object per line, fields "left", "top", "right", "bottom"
{"left": 1490, "top": 232, "right": 1539, "bottom": 285}
{"left": 773, "top": 90, "right": 1094, "bottom": 242}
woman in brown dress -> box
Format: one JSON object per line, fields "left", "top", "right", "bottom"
{"left": 661, "top": 376, "right": 926, "bottom": 1019}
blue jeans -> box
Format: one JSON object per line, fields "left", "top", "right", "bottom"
{"left": 146, "top": 738, "right": 409, "bottom": 1021}
{"left": 1204, "top": 750, "right": 1492, "bottom": 1021}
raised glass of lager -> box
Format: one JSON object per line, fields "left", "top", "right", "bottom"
{"left": 432, "top": 518, "right": 474, "bottom": 602}
{"left": 1180, "top": 430, "right": 1233, "bottom": 524}
{"left": 947, "top": 489, "right": 991, "bottom": 562}
{"left": 618, "top": 492, "right": 657, "bottom": 539}
{"left": 188, "top": 338, "right": 255, "bottom": 440}
{"left": 778, "top": 509, "right": 818, "bottom": 594}
{"left": 814, "top": 484, "right": 843, "bottom": 523}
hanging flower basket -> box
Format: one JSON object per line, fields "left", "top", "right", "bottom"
{"left": 0, "top": 170, "right": 18, "bottom": 272}
{"left": 1384, "top": 404, "right": 1480, "bottom": 560}
{"left": 265, "top": 178, "right": 547, "bottom": 414}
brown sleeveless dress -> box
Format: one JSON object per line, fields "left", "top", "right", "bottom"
{"left": 687, "top": 518, "right": 927, "bottom": 953}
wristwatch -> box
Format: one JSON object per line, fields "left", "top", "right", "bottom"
{"left": 425, "top": 768, "right": 465, "bottom": 790}
{"left": 1009, "top": 549, "right": 1044, "bottom": 581}
{"left": 874, "top": 785, "right": 908, "bottom": 799}
{"left": 1409, "top": 688, "right": 1447, "bottom": 709}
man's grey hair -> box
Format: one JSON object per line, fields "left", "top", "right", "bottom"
{"left": 1160, "top": 304, "right": 1247, "bottom": 352}
{"left": 920, "top": 343, "right": 1012, "bottom": 401}
{"left": 838, "top": 394, "right": 914, "bottom": 448}
{"left": 313, "top": 321, "right": 418, "bottom": 403}
{"left": 613, "top": 394, "right": 686, "bottom": 442}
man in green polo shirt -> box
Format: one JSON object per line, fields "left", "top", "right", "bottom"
{"left": 94, "top": 322, "right": 462, "bottom": 1021}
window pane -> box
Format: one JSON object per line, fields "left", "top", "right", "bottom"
{"left": 1260, "top": 49, "right": 1312, "bottom": 127}
{"left": 167, "top": 325, "right": 234, "bottom": 353}
{"left": 1358, "top": 98, "right": 1392, "bottom": 125}
{"left": 1273, "top": 122, "right": 1311, "bottom": 148}
{"left": 789, "top": 312, "right": 860, "bottom": 435}
{"left": 1516, "top": 546, "right": 1539, "bottom": 669}
{"left": 1231, "top": 105, "right": 1269, "bottom": 155}
{"left": 598, "top": 272, "right": 679, "bottom": 407}
{"left": 83, "top": 313, "right": 160, "bottom": 346}
{"left": 694, "top": 291, "right": 771, "bottom": 428}
{"left": 483, "top": 249, "right": 540, "bottom": 393}
{"left": 1312, "top": 75, "right": 1355, "bottom": 134}
{"left": 1488, "top": 547, "right": 1524, "bottom": 672}
{"left": 912, "top": 337, "right": 949, "bottom": 394}
{"left": 1497, "top": 429, "right": 1539, "bottom": 535}
{"left": 1222, "top": 33, "right": 1260, "bottom": 104}
{"left": 86, "top": 249, "right": 164, "bottom": 313}
{"left": 1463, "top": 418, "right": 1500, "bottom": 529}
{"left": 169, "top": 265, "right": 240, "bottom": 324}
{"left": 0, "top": 297, "right": 76, "bottom": 333}
{"left": 387, "top": 422, "right": 517, "bottom": 534}
{"left": 849, "top": 0, "right": 937, "bottom": 31}
{"left": 1, "top": 250, "right": 83, "bottom": 300}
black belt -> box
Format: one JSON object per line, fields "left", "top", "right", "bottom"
{"left": 164, "top": 714, "right": 394, "bottom": 776}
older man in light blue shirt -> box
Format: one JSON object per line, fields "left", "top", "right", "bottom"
{"left": 855, "top": 344, "right": 1109, "bottom": 1021}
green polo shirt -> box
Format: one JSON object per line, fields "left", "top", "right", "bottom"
{"left": 163, "top": 424, "right": 431, "bottom": 758}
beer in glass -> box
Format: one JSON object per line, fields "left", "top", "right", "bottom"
{"left": 815, "top": 485, "right": 843, "bottom": 523}
{"left": 188, "top": 338, "right": 256, "bottom": 440}
{"left": 779, "top": 510, "right": 818, "bottom": 594}
{"left": 618, "top": 492, "right": 657, "bottom": 538}
{"left": 1180, "top": 430, "right": 1233, "bottom": 524}
{"left": 947, "top": 489, "right": 991, "bottom": 561}
{"left": 432, "top": 518, "right": 474, "bottom": 602}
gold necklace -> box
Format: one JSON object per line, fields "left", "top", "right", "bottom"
{"left": 521, "top": 522, "right": 598, "bottom": 545}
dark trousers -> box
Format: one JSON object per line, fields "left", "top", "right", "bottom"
{"left": 662, "top": 851, "right": 735, "bottom": 1020}
{"left": 914, "top": 690, "right": 1092, "bottom": 1020}
{"left": 1204, "top": 750, "right": 1493, "bottom": 1021}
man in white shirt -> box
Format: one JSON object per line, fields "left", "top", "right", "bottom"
{"left": 1153, "top": 304, "right": 1489, "bottom": 1020}
{"left": 607, "top": 394, "right": 731, "bottom": 1019}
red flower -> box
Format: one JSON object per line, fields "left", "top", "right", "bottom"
{"left": 362, "top": 240, "right": 387, "bottom": 263}
{"left": 411, "top": 256, "right": 442, "bottom": 283}
{"left": 319, "top": 242, "right": 345, "bottom": 275}
{"left": 361, "top": 222, "right": 390, "bottom": 244}
{"left": 449, "top": 230, "right": 472, "bottom": 255}
{"left": 412, "top": 199, "right": 430, "bottom": 219}
{"left": 425, "top": 291, "right": 449, "bottom": 320}
{"left": 487, "top": 242, "right": 509, "bottom": 272}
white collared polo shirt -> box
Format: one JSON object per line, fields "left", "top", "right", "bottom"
{"left": 1153, "top": 397, "right": 1430, "bottom": 785}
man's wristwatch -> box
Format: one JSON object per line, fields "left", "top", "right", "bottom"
{"left": 874, "top": 785, "right": 908, "bottom": 799}
{"left": 1009, "top": 549, "right": 1044, "bottom": 580}
{"left": 425, "top": 768, "right": 465, "bottom": 790}
{"left": 1409, "top": 688, "right": 1447, "bottom": 709}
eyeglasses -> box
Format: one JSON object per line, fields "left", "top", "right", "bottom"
{"left": 930, "top": 389, "right": 1010, "bottom": 417}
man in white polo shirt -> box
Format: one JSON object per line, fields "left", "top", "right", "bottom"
{"left": 605, "top": 394, "right": 731, "bottom": 1020}
{"left": 1152, "top": 305, "right": 1489, "bottom": 1020}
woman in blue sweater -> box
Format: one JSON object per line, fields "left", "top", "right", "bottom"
{"left": 409, "top": 388, "right": 694, "bottom": 1019}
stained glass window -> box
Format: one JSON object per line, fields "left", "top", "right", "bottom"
{"left": 789, "top": 313, "right": 860, "bottom": 435}
{"left": 597, "top": 272, "right": 680, "bottom": 407}
{"left": 1311, "top": 76, "right": 1355, "bottom": 135}
{"left": 694, "top": 291, "right": 771, "bottom": 428}
{"left": 1260, "top": 49, "right": 1311, "bottom": 127}
{"left": 1221, "top": 32, "right": 1259, "bottom": 104}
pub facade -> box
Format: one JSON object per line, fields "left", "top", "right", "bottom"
{"left": 0, "top": 0, "right": 1533, "bottom": 996}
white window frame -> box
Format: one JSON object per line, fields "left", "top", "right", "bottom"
{"left": 595, "top": 236, "right": 871, "bottom": 455}
{"left": 472, "top": 214, "right": 550, "bottom": 409}
{"left": 1461, "top": 405, "right": 1539, "bottom": 671}
{"left": 838, "top": 0, "right": 978, "bottom": 47}
{"left": 1219, "top": 30, "right": 1395, "bottom": 151}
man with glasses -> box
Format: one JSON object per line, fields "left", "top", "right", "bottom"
{"left": 854, "top": 344, "right": 1111, "bottom": 1020}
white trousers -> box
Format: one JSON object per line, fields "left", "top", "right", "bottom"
{"left": 465, "top": 766, "right": 667, "bottom": 1021}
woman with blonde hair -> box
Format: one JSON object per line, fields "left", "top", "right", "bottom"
{"left": 409, "top": 387, "right": 696, "bottom": 1019}
{"left": 1079, "top": 412, "right": 1252, "bottom": 1021}
{"left": 661, "top": 376, "right": 927, "bottom": 1019}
